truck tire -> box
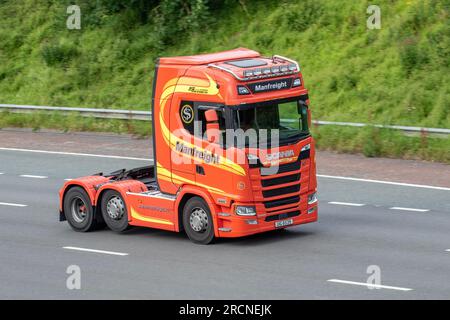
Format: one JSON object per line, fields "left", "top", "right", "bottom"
{"left": 182, "top": 197, "right": 215, "bottom": 244}
{"left": 64, "top": 186, "right": 99, "bottom": 232}
{"left": 101, "top": 190, "right": 130, "bottom": 232}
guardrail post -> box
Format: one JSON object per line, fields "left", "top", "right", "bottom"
{"left": 420, "top": 128, "right": 428, "bottom": 149}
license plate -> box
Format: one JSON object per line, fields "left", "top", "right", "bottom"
{"left": 275, "top": 219, "right": 293, "bottom": 228}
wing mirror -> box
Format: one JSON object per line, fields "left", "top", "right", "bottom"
{"left": 297, "top": 100, "right": 310, "bottom": 130}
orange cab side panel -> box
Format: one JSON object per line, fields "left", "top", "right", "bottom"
{"left": 152, "top": 62, "right": 189, "bottom": 195}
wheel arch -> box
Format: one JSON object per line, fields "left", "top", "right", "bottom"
{"left": 60, "top": 183, "right": 97, "bottom": 222}
{"left": 95, "top": 185, "right": 130, "bottom": 222}
{"left": 94, "top": 179, "right": 146, "bottom": 223}
{"left": 175, "top": 186, "right": 220, "bottom": 236}
{"left": 59, "top": 176, "right": 110, "bottom": 220}
{"left": 60, "top": 183, "right": 108, "bottom": 227}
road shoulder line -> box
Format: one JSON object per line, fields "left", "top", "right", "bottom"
{"left": 318, "top": 174, "right": 450, "bottom": 191}
{"left": 0, "top": 147, "right": 153, "bottom": 161}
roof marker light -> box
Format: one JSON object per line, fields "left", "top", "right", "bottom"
{"left": 243, "top": 70, "right": 254, "bottom": 77}
{"left": 288, "top": 64, "right": 297, "bottom": 71}
{"left": 280, "top": 65, "right": 289, "bottom": 72}
{"left": 271, "top": 66, "right": 280, "bottom": 73}
{"left": 253, "top": 68, "right": 262, "bottom": 76}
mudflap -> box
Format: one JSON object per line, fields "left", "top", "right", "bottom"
{"left": 59, "top": 210, "right": 66, "bottom": 222}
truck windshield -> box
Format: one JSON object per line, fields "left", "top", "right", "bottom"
{"left": 231, "top": 98, "right": 309, "bottom": 147}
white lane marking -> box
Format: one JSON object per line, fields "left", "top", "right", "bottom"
{"left": 446, "top": 249, "right": 450, "bottom": 252}
{"left": 63, "top": 246, "right": 128, "bottom": 256}
{"left": 20, "top": 174, "right": 48, "bottom": 179}
{"left": 0, "top": 147, "right": 153, "bottom": 162}
{"left": 0, "top": 173, "right": 4, "bottom": 175}
{"left": 0, "top": 202, "right": 28, "bottom": 207}
{"left": 64, "top": 178, "right": 73, "bottom": 181}
{"left": 318, "top": 174, "right": 450, "bottom": 191}
{"left": 390, "top": 207, "right": 429, "bottom": 212}
{"left": 328, "top": 201, "right": 365, "bottom": 207}
{"left": 327, "top": 279, "right": 413, "bottom": 291}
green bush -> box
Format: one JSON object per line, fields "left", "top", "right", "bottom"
{"left": 41, "top": 42, "right": 79, "bottom": 66}
{"left": 152, "top": 0, "right": 211, "bottom": 47}
{"left": 362, "top": 127, "right": 382, "bottom": 158}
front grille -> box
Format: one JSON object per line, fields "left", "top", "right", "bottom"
{"left": 261, "top": 173, "right": 300, "bottom": 187}
{"left": 261, "top": 159, "right": 300, "bottom": 176}
{"left": 262, "top": 184, "right": 300, "bottom": 198}
{"left": 264, "top": 196, "right": 299, "bottom": 209}
{"left": 265, "top": 210, "right": 301, "bottom": 222}
{"left": 257, "top": 153, "right": 308, "bottom": 212}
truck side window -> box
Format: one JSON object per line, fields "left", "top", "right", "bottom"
{"left": 196, "top": 107, "right": 226, "bottom": 146}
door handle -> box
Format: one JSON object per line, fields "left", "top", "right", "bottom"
{"left": 196, "top": 165, "right": 205, "bottom": 175}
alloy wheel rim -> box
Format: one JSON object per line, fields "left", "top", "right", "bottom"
{"left": 71, "top": 197, "right": 87, "bottom": 223}
{"left": 189, "top": 207, "right": 209, "bottom": 233}
{"left": 106, "top": 196, "right": 125, "bottom": 220}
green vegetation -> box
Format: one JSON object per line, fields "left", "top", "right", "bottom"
{"left": 0, "top": 110, "right": 151, "bottom": 137}
{"left": 313, "top": 126, "right": 450, "bottom": 163}
{"left": 0, "top": 0, "right": 449, "bottom": 162}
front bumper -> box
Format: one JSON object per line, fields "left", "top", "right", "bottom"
{"left": 216, "top": 202, "right": 318, "bottom": 238}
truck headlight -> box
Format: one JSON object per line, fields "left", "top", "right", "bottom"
{"left": 237, "top": 85, "right": 250, "bottom": 95}
{"left": 235, "top": 206, "right": 256, "bottom": 216}
{"left": 301, "top": 144, "right": 311, "bottom": 152}
{"left": 308, "top": 192, "right": 318, "bottom": 205}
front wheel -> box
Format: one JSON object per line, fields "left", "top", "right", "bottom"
{"left": 101, "top": 190, "right": 131, "bottom": 232}
{"left": 182, "top": 197, "right": 215, "bottom": 245}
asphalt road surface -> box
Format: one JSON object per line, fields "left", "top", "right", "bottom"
{"left": 0, "top": 130, "right": 449, "bottom": 299}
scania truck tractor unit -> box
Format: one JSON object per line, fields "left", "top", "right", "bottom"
{"left": 59, "top": 48, "right": 318, "bottom": 244}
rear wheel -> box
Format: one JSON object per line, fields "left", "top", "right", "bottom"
{"left": 101, "top": 190, "right": 130, "bottom": 232}
{"left": 182, "top": 197, "right": 215, "bottom": 245}
{"left": 64, "top": 187, "right": 99, "bottom": 232}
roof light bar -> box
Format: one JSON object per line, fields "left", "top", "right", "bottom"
{"left": 273, "top": 55, "right": 300, "bottom": 72}
{"left": 208, "top": 64, "right": 246, "bottom": 80}
{"left": 208, "top": 55, "right": 300, "bottom": 81}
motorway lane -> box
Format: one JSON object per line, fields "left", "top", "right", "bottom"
{"left": 0, "top": 149, "right": 151, "bottom": 179}
{"left": 319, "top": 178, "right": 450, "bottom": 213}
{"left": 0, "top": 149, "right": 448, "bottom": 211}
{"left": 0, "top": 149, "right": 450, "bottom": 299}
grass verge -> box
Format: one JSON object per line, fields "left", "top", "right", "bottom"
{"left": 0, "top": 111, "right": 151, "bottom": 137}
{"left": 313, "top": 125, "right": 450, "bottom": 163}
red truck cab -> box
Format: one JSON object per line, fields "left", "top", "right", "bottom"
{"left": 59, "top": 48, "right": 318, "bottom": 244}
